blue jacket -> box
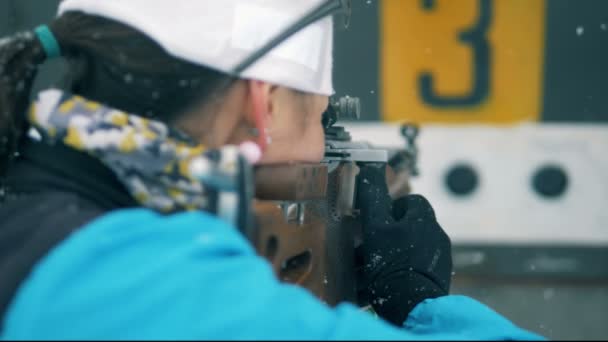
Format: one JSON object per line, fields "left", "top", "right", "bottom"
{"left": 2, "top": 209, "right": 544, "bottom": 340}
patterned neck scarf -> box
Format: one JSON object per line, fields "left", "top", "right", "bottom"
{"left": 26, "top": 89, "right": 253, "bottom": 229}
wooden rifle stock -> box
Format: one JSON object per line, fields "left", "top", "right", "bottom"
{"left": 249, "top": 96, "right": 419, "bottom": 306}
{"left": 252, "top": 162, "right": 362, "bottom": 306}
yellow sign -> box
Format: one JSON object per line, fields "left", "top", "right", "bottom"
{"left": 381, "top": 0, "right": 546, "bottom": 124}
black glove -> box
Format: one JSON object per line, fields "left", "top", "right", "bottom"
{"left": 356, "top": 164, "right": 452, "bottom": 326}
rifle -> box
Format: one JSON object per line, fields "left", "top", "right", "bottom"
{"left": 250, "top": 96, "right": 419, "bottom": 307}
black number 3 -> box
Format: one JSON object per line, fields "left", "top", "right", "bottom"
{"left": 419, "top": 0, "right": 493, "bottom": 107}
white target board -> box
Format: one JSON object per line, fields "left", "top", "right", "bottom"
{"left": 345, "top": 123, "right": 608, "bottom": 245}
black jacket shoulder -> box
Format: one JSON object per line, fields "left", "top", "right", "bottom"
{"left": 0, "top": 140, "right": 135, "bottom": 329}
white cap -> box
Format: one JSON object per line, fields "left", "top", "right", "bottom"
{"left": 58, "top": 0, "right": 334, "bottom": 96}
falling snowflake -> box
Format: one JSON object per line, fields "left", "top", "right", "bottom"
{"left": 369, "top": 253, "right": 383, "bottom": 268}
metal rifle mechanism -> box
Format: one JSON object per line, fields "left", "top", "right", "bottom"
{"left": 250, "top": 96, "right": 419, "bottom": 306}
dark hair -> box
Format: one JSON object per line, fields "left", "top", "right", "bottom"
{"left": 0, "top": 11, "right": 235, "bottom": 175}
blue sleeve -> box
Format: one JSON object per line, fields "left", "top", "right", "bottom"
{"left": 1, "top": 209, "right": 544, "bottom": 340}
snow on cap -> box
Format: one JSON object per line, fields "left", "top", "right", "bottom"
{"left": 58, "top": 0, "right": 334, "bottom": 95}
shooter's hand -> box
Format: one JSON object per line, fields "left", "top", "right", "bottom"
{"left": 356, "top": 164, "right": 452, "bottom": 326}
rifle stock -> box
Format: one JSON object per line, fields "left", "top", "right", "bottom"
{"left": 250, "top": 97, "right": 419, "bottom": 306}
{"left": 253, "top": 163, "right": 359, "bottom": 305}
